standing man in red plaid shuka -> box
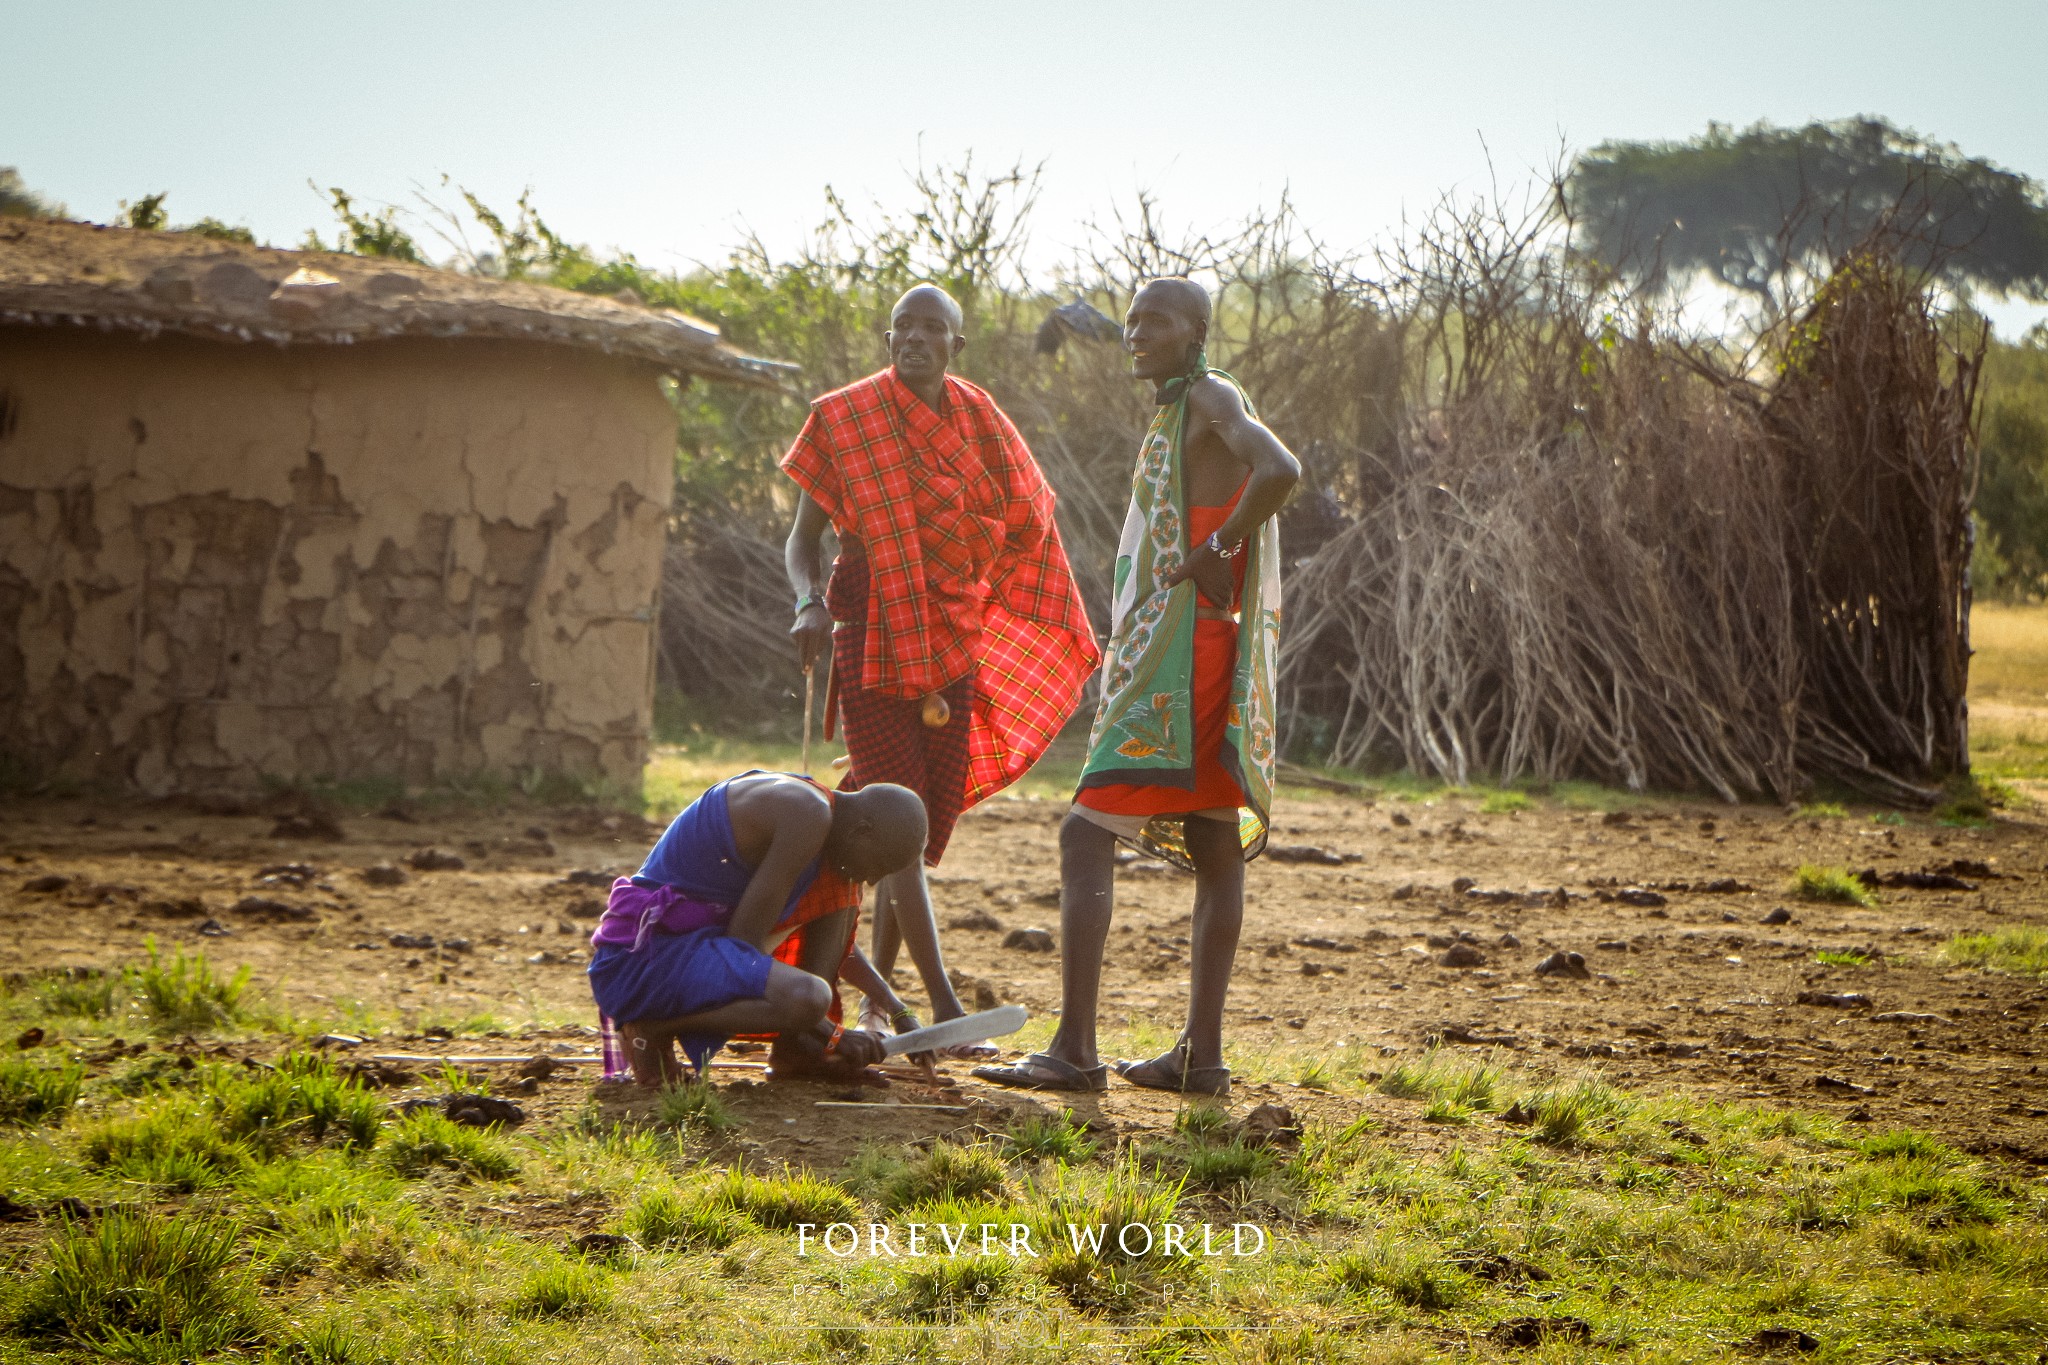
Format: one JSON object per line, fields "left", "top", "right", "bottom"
{"left": 783, "top": 283, "right": 1099, "bottom": 1039}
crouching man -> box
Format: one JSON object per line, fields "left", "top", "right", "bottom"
{"left": 587, "top": 770, "right": 928, "bottom": 1085}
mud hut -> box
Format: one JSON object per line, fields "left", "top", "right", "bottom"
{"left": 0, "top": 218, "right": 789, "bottom": 796}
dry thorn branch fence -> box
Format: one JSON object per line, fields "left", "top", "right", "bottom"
{"left": 657, "top": 170, "right": 1981, "bottom": 803}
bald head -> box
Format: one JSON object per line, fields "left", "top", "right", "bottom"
{"left": 829, "top": 782, "right": 929, "bottom": 883}
{"left": 892, "top": 283, "right": 964, "bottom": 331}
{"left": 1135, "top": 277, "right": 1211, "bottom": 326}
{"left": 886, "top": 285, "right": 966, "bottom": 400}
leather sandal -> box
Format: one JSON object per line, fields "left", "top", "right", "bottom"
{"left": 1113, "top": 1045, "right": 1231, "bottom": 1097}
{"left": 971, "top": 1051, "right": 1109, "bottom": 1092}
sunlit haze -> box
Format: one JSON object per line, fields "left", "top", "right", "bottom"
{"left": 8, "top": 0, "right": 2047, "bottom": 332}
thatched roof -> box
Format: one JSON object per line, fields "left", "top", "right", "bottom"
{"left": 0, "top": 218, "right": 794, "bottom": 388}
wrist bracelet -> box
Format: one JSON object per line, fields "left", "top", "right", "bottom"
{"left": 1206, "top": 532, "right": 1242, "bottom": 560}
{"left": 795, "top": 594, "right": 827, "bottom": 616}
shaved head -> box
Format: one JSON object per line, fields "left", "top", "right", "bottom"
{"left": 891, "top": 283, "right": 964, "bottom": 331}
{"left": 830, "top": 782, "right": 928, "bottom": 882}
{"left": 1135, "top": 277, "right": 1211, "bottom": 326}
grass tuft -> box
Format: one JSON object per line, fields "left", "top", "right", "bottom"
{"left": 1001, "top": 1108, "right": 1098, "bottom": 1163}
{"left": 622, "top": 1185, "right": 750, "bottom": 1250}
{"left": 1939, "top": 925, "right": 2048, "bottom": 976}
{"left": 1479, "top": 790, "right": 1531, "bottom": 814}
{"left": 14, "top": 1211, "right": 261, "bottom": 1355}
{"left": 0, "top": 1054, "right": 84, "bottom": 1126}
{"left": 1331, "top": 1240, "right": 1469, "bottom": 1311}
{"left": 34, "top": 969, "right": 119, "bottom": 1019}
{"left": 1796, "top": 801, "right": 1851, "bottom": 819}
{"left": 652, "top": 1079, "right": 738, "bottom": 1135}
{"left": 376, "top": 1110, "right": 518, "bottom": 1180}
{"left": 1181, "top": 1138, "right": 1275, "bottom": 1190}
{"left": 705, "top": 1168, "right": 858, "bottom": 1228}
{"left": 894, "top": 1257, "right": 1011, "bottom": 1321}
{"left": 511, "top": 1260, "right": 611, "bottom": 1318}
{"left": 1791, "top": 863, "right": 1877, "bottom": 907}
{"left": 128, "top": 937, "right": 250, "bottom": 1032}
{"left": 79, "top": 1108, "right": 250, "bottom": 1190}
{"left": 881, "top": 1143, "right": 1010, "bottom": 1211}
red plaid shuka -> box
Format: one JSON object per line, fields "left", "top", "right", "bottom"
{"left": 783, "top": 370, "right": 1099, "bottom": 808}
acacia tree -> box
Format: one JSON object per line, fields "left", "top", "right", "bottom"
{"left": 1567, "top": 117, "right": 2048, "bottom": 314}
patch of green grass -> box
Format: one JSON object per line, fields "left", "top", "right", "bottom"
{"left": 1001, "top": 1108, "right": 1097, "bottom": 1163}
{"left": 882, "top": 1143, "right": 1010, "bottom": 1211}
{"left": 79, "top": 1107, "right": 251, "bottom": 1190}
{"left": 706, "top": 1167, "right": 859, "bottom": 1228}
{"left": 377, "top": 1110, "right": 518, "bottom": 1180}
{"left": 0, "top": 1054, "right": 83, "bottom": 1126}
{"left": 1796, "top": 801, "right": 1851, "bottom": 819}
{"left": 13, "top": 1211, "right": 262, "bottom": 1357}
{"left": 1422, "top": 1096, "right": 1474, "bottom": 1124}
{"left": 652, "top": 1079, "right": 738, "bottom": 1135}
{"left": 1934, "top": 774, "right": 2005, "bottom": 825}
{"left": 1815, "top": 949, "right": 1874, "bottom": 967}
{"left": 1792, "top": 863, "right": 1877, "bottom": 907}
{"left": 1180, "top": 1139, "right": 1275, "bottom": 1191}
{"left": 34, "top": 969, "right": 119, "bottom": 1020}
{"left": 893, "top": 1257, "right": 1011, "bottom": 1321}
{"left": 1939, "top": 925, "right": 2048, "bottom": 976}
{"left": 1871, "top": 810, "right": 1909, "bottom": 826}
{"left": 1331, "top": 1239, "right": 1469, "bottom": 1311}
{"left": 207, "top": 1052, "right": 383, "bottom": 1149}
{"left": 1294, "top": 1057, "right": 1334, "bottom": 1090}
{"left": 128, "top": 938, "right": 250, "bottom": 1033}
{"left": 1479, "top": 789, "right": 1531, "bottom": 814}
{"left": 511, "top": 1259, "right": 611, "bottom": 1318}
{"left": 622, "top": 1184, "right": 750, "bottom": 1250}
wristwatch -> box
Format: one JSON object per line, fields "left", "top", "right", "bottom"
{"left": 1205, "top": 532, "right": 1243, "bottom": 560}
{"left": 794, "top": 593, "right": 827, "bottom": 617}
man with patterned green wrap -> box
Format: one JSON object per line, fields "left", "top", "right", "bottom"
{"left": 976, "top": 277, "right": 1300, "bottom": 1096}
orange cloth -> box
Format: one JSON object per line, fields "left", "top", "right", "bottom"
{"left": 1075, "top": 494, "right": 1248, "bottom": 819}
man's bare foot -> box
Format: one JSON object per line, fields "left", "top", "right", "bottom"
{"left": 619, "top": 1022, "right": 683, "bottom": 1087}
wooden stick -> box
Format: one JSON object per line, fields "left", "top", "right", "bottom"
{"left": 801, "top": 661, "right": 815, "bottom": 774}
{"left": 371, "top": 1054, "right": 589, "bottom": 1065}
{"left": 813, "top": 1101, "right": 970, "bottom": 1113}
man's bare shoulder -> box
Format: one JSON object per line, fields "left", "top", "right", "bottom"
{"left": 1186, "top": 373, "right": 1252, "bottom": 424}
{"left": 724, "top": 773, "right": 833, "bottom": 841}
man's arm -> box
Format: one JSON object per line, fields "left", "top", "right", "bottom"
{"left": 724, "top": 782, "right": 833, "bottom": 949}
{"left": 785, "top": 493, "right": 834, "bottom": 670}
{"left": 1165, "top": 378, "right": 1301, "bottom": 605}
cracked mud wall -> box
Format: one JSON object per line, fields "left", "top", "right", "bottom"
{"left": 0, "top": 329, "right": 674, "bottom": 793}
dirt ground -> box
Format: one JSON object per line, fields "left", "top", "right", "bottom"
{"left": 3, "top": 784, "right": 2046, "bottom": 1169}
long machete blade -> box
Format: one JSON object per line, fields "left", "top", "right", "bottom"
{"left": 879, "top": 1004, "right": 1028, "bottom": 1057}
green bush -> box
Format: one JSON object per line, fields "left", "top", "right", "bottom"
{"left": 14, "top": 1211, "right": 262, "bottom": 1355}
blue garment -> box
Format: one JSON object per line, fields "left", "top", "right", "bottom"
{"left": 634, "top": 771, "right": 820, "bottom": 913}
{"left": 588, "top": 929, "right": 775, "bottom": 1071}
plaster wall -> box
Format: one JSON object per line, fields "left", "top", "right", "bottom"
{"left": 0, "top": 329, "right": 675, "bottom": 793}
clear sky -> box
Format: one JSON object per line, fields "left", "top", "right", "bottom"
{"left": 8, "top": 0, "right": 2047, "bottom": 332}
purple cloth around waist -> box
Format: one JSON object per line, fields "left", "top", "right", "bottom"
{"left": 591, "top": 877, "right": 728, "bottom": 951}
